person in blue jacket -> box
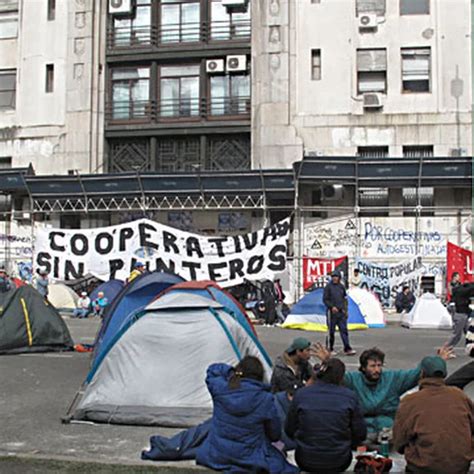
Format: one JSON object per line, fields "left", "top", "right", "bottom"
{"left": 285, "top": 358, "right": 367, "bottom": 473}
{"left": 196, "top": 356, "right": 298, "bottom": 474}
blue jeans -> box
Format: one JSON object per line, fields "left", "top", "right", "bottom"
{"left": 327, "top": 311, "right": 352, "bottom": 352}
{"left": 94, "top": 306, "right": 105, "bottom": 318}
{"left": 73, "top": 308, "right": 89, "bottom": 319}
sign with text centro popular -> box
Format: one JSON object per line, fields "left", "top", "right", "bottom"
{"left": 33, "top": 218, "right": 291, "bottom": 287}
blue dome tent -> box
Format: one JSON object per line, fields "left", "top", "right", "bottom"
{"left": 93, "top": 271, "right": 184, "bottom": 363}
{"left": 282, "top": 288, "right": 367, "bottom": 331}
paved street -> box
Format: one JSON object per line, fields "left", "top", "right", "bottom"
{"left": 0, "top": 316, "right": 471, "bottom": 472}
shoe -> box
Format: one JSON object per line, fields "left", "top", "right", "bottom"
{"left": 344, "top": 349, "right": 357, "bottom": 356}
{"left": 447, "top": 353, "right": 457, "bottom": 359}
{"left": 330, "top": 350, "right": 338, "bottom": 356}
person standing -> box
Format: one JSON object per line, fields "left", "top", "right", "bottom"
{"left": 445, "top": 282, "right": 474, "bottom": 352}
{"left": 127, "top": 261, "right": 145, "bottom": 284}
{"left": 350, "top": 268, "right": 362, "bottom": 288}
{"left": 0, "top": 268, "right": 12, "bottom": 293}
{"left": 393, "top": 356, "right": 474, "bottom": 474}
{"left": 274, "top": 278, "right": 286, "bottom": 323}
{"left": 285, "top": 358, "right": 367, "bottom": 473}
{"left": 449, "top": 272, "right": 462, "bottom": 298}
{"left": 323, "top": 271, "right": 356, "bottom": 356}
{"left": 35, "top": 269, "right": 49, "bottom": 300}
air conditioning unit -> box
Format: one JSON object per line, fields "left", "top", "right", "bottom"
{"left": 363, "top": 92, "right": 383, "bottom": 109}
{"left": 226, "top": 55, "right": 247, "bottom": 72}
{"left": 321, "top": 185, "right": 344, "bottom": 201}
{"left": 450, "top": 148, "right": 467, "bottom": 157}
{"left": 206, "top": 59, "right": 225, "bottom": 74}
{"left": 221, "top": 0, "right": 250, "bottom": 13}
{"left": 109, "top": 0, "right": 133, "bottom": 15}
{"left": 358, "top": 13, "right": 377, "bottom": 29}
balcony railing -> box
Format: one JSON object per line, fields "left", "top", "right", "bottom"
{"left": 106, "top": 96, "right": 250, "bottom": 124}
{"left": 107, "top": 19, "right": 251, "bottom": 50}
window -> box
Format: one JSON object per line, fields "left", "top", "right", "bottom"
{"left": 0, "top": 0, "right": 18, "bottom": 39}
{"left": 401, "top": 47, "right": 431, "bottom": 92}
{"left": 113, "top": 0, "right": 151, "bottom": 47}
{"left": 160, "top": 65, "right": 199, "bottom": 118}
{"left": 311, "top": 49, "right": 321, "bottom": 81}
{"left": 400, "top": 0, "right": 429, "bottom": 15}
{"left": 0, "top": 69, "right": 16, "bottom": 109}
{"left": 403, "top": 145, "right": 433, "bottom": 158}
{"left": 45, "top": 64, "right": 54, "bottom": 93}
{"left": 359, "top": 188, "right": 389, "bottom": 216}
{"left": 111, "top": 67, "right": 150, "bottom": 120}
{"left": 160, "top": 0, "right": 200, "bottom": 44}
{"left": 47, "top": 0, "right": 55, "bottom": 21}
{"left": 157, "top": 137, "right": 201, "bottom": 171}
{"left": 403, "top": 187, "right": 434, "bottom": 216}
{"left": 211, "top": 0, "right": 251, "bottom": 41}
{"left": 356, "top": 0, "right": 386, "bottom": 16}
{"left": 210, "top": 74, "right": 250, "bottom": 115}
{"left": 357, "top": 146, "right": 389, "bottom": 158}
{"left": 0, "top": 157, "right": 12, "bottom": 169}
{"left": 357, "top": 49, "right": 387, "bottom": 94}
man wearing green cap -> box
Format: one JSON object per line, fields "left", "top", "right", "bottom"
{"left": 393, "top": 356, "right": 473, "bottom": 473}
{"left": 270, "top": 337, "right": 313, "bottom": 393}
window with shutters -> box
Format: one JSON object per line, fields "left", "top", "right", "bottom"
{"left": 400, "top": 0, "right": 429, "bottom": 15}
{"left": 402, "top": 145, "right": 433, "bottom": 158}
{"left": 357, "top": 146, "right": 389, "bottom": 158}
{"left": 311, "top": 49, "right": 321, "bottom": 81}
{"left": 0, "top": 69, "right": 16, "bottom": 109}
{"left": 0, "top": 0, "right": 18, "bottom": 39}
{"left": 357, "top": 49, "right": 387, "bottom": 94}
{"left": 356, "top": 0, "right": 386, "bottom": 16}
{"left": 401, "top": 47, "right": 431, "bottom": 92}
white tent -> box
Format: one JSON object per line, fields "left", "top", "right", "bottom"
{"left": 48, "top": 283, "right": 79, "bottom": 312}
{"left": 401, "top": 293, "right": 453, "bottom": 329}
{"left": 71, "top": 292, "right": 272, "bottom": 427}
{"left": 348, "top": 288, "right": 386, "bottom": 328}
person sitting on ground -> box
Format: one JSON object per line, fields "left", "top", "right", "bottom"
{"left": 395, "top": 286, "right": 416, "bottom": 313}
{"left": 286, "top": 358, "right": 367, "bottom": 473}
{"left": 0, "top": 268, "right": 12, "bottom": 293}
{"left": 445, "top": 282, "right": 474, "bottom": 353}
{"left": 350, "top": 268, "right": 362, "bottom": 288}
{"left": 393, "top": 355, "right": 473, "bottom": 474}
{"left": 73, "top": 291, "right": 91, "bottom": 319}
{"left": 127, "top": 261, "right": 145, "bottom": 284}
{"left": 312, "top": 343, "right": 453, "bottom": 442}
{"left": 271, "top": 337, "right": 313, "bottom": 393}
{"left": 92, "top": 291, "right": 108, "bottom": 318}
{"left": 274, "top": 278, "right": 286, "bottom": 324}
{"left": 195, "top": 356, "right": 298, "bottom": 474}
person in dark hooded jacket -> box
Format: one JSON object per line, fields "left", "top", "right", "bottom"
{"left": 196, "top": 357, "right": 298, "bottom": 474}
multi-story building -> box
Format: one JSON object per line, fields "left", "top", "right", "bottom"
{"left": 252, "top": 0, "right": 472, "bottom": 167}
{"left": 0, "top": 0, "right": 102, "bottom": 174}
{"left": 104, "top": 0, "right": 252, "bottom": 173}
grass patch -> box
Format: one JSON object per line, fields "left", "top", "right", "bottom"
{"left": 0, "top": 456, "right": 203, "bottom": 473}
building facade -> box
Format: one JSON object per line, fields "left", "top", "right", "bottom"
{"left": 252, "top": 0, "right": 472, "bottom": 167}
{"left": 0, "top": 0, "right": 103, "bottom": 174}
{"left": 104, "top": 0, "right": 252, "bottom": 173}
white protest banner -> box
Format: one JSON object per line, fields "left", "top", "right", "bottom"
{"left": 33, "top": 218, "right": 290, "bottom": 287}
{"left": 355, "top": 256, "right": 424, "bottom": 307}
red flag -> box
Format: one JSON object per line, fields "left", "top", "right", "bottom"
{"left": 446, "top": 242, "right": 473, "bottom": 292}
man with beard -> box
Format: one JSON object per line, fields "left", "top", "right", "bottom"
{"left": 312, "top": 343, "right": 453, "bottom": 442}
